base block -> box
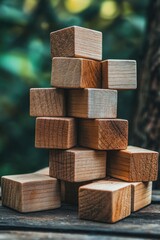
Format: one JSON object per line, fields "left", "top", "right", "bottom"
{"left": 79, "top": 119, "right": 128, "bottom": 150}
{"left": 1, "top": 174, "right": 61, "bottom": 212}
{"left": 49, "top": 147, "right": 106, "bottom": 182}
{"left": 107, "top": 146, "right": 159, "bottom": 181}
{"left": 79, "top": 179, "right": 131, "bottom": 223}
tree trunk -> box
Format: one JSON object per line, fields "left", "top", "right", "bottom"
{"left": 132, "top": 0, "right": 160, "bottom": 188}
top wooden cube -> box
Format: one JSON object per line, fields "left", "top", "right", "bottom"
{"left": 50, "top": 26, "right": 102, "bottom": 61}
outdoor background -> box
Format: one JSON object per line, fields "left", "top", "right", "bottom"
{"left": 0, "top": 1, "right": 156, "bottom": 177}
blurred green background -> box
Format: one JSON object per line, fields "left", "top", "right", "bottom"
{"left": 0, "top": 0, "right": 150, "bottom": 176}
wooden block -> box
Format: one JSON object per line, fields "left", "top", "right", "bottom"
{"left": 35, "top": 117, "right": 77, "bottom": 149}
{"left": 79, "top": 179, "right": 131, "bottom": 223}
{"left": 102, "top": 60, "right": 137, "bottom": 89}
{"left": 50, "top": 26, "right": 102, "bottom": 60}
{"left": 30, "top": 88, "right": 65, "bottom": 117}
{"left": 1, "top": 174, "right": 61, "bottom": 212}
{"left": 51, "top": 58, "right": 101, "bottom": 89}
{"left": 79, "top": 119, "right": 128, "bottom": 150}
{"left": 67, "top": 89, "right": 117, "bottom": 118}
{"left": 49, "top": 147, "right": 106, "bottom": 182}
{"left": 35, "top": 167, "right": 49, "bottom": 175}
{"left": 61, "top": 180, "right": 93, "bottom": 205}
{"left": 131, "top": 182, "right": 152, "bottom": 212}
{"left": 107, "top": 146, "right": 159, "bottom": 181}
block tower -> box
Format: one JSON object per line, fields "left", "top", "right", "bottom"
{"left": 1, "top": 26, "right": 159, "bottom": 223}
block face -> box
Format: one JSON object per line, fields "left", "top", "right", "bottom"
{"left": 35, "top": 117, "right": 77, "bottom": 149}
{"left": 50, "top": 26, "right": 102, "bottom": 60}
{"left": 30, "top": 88, "right": 65, "bottom": 117}
{"left": 79, "top": 180, "right": 131, "bottom": 223}
{"left": 79, "top": 119, "right": 128, "bottom": 150}
{"left": 1, "top": 174, "right": 61, "bottom": 212}
{"left": 35, "top": 167, "right": 49, "bottom": 175}
{"left": 131, "top": 182, "right": 152, "bottom": 212}
{"left": 50, "top": 27, "right": 74, "bottom": 58}
{"left": 49, "top": 147, "right": 106, "bottom": 182}
{"left": 107, "top": 146, "right": 159, "bottom": 181}
{"left": 68, "top": 89, "right": 117, "bottom": 118}
{"left": 51, "top": 58, "right": 101, "bottom": 88}
{"left": 102, "top": 60, "right": 137, "bottom": 89}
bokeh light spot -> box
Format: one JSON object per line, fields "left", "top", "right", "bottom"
{"left": 100, "top": 0, "right": 119, "bottom": 20}
{"left": 65, "top": 0, "right": 92, "bottom": 13}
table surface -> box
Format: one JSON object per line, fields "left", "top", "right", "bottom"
{"left": 0, "top": 190, "right": 160, "bottom": 240}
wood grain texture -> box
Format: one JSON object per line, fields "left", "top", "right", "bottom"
{"left": 131, "top": 182, "right": 152, "bottom": 212}
{"left": 50, "top": 26, "right": 102, "bottom": 60}
{"left": 79, "top": 179, "right": 131, "bottom": 223}
{"left": 35, "top": 167, "right": 49, "bottom": 175}
{"left": 51, "top": 58, "right": 101, "bottom": 88}
{"left": 61, "top": 181, "right": 93, "bottom": 205}
{"left": 107, "top": 146, "right": 159, "bottom": 181}
{"left": 49, "top": 147, "right": 106, "bottom": 182}
{"left": 68, "top": 89, "right": 117, "bottom": 118}
{"left": 1, "top": 174, "right": 61, "bottom": 213}
{"left": 102, "top": 60, "right": 137, "bottom": 89}
{"left": 79, "top": 119, "right": 128, "bottom": 150}
{"left": 35, "top": 117, "right": 77, "bottom": 149}
{"left": 30, "top": 88, "right": 65, "bottom": 117}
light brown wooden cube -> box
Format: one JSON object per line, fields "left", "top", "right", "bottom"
{"left": 50, "top": 26, "right": 102, "bottom": 60}
{"left": 35, "top": 117, "right": 77, "bottom": 149}
{"left": 68, "top": 89, "right": 117, "bottom": 118}
{"left": 35, "top": 167, "right": 49, "bottom": 175}
{"left": 49, "top": 147, "right": 106, "bottom": 182}
{"left": 51, "top": 58, "right": 101, "bottom": 88}
{"left": 102, "top": 60, "right": 137, "bottom": 89}
{"left": 131, "top": 182, "right": 152, "bottom": 212}
{"left": 79, "top": 119, "right": 128, "bottom": 150}
{"left": 30, "top": 88, "right": 65, "bottom": 117}
{"left": 1, "top": 174, "right": 61, "bottom": 213}
{"left": 107, "top": 146, "right": 159, "bottom": 181}
{"left": 79, "top": 179, "right": 131, "bottom": 223}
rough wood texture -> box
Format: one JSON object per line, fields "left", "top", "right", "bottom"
{"left": 35, "top": 167, "right": 49, "bottom": 175}
{"left": 49, "top": 147, "right": 106, "bottom": 182}
{"left": 51, "top": 58, "right": 101, "bottom": 88}
{"left": 79, "top": 119, "right": 128, "bottom": 150}
{"left": 131, "top": 182, "right": 152, "bottom": 212}
{"left": 107, "top": 146, "right": 159, "bottom": 181}
{"left": 102, "top": 60, "right": 137, "bottom": 89}
{"left": 30, "top": 88, "right": 65, "bottom": 117}
{"left": 68, "top": 89, "right": 117, "bottom": 118}
{"left": 1, "top": 174, "right": 61, "bottom": 213}
{"left": 61, "top": 181, "right": 93, "bottom": 205}
{"left": 79, "top": 179, "right": 131, "bottom": 223}
{"left": 50, "top": 26, "right": 102, "bottom": 60}
{"left": 35, "top": 117, "right": 77, "bottom": 149}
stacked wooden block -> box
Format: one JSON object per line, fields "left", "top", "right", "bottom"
{"left": 1, "top": 26, "right": 159, "bottom": 223}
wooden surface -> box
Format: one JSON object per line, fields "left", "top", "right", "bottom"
{"left": 30, "top": 88, "right": 65, "bottom": 117}
{"left": 102, "top": 60, "right": 137, "bottom": 89}
{"left": 107, "top": 146, "right": 159, "bottom": 181}
{"left": 0, "top": 192, "right": 159, "bottom": 239}
{"left": 51, "top": 58, "right": 101, "bottom": 88}
{"left": 79, "top": 179, "right": 131, "bottom": 223}
{"left": 49, "top": 148, "right": 106, "bottom": 182}
{"left": 35, "top": 117, "right": 77, "bottom": 149}
{"left": 1, "top": 174, "right": 60, "bottom": 213}
{"left": 35, "top": 167, "right": 49, "bottom": 175}
{"left": 79, "top": 119, "right": 128, "bottom": 150}
{"left": 50, "top": 26, "right": 102, "bottom": 60}
{"left": 68, "top": 89, "right": 117, "bottom": 118}
{"left": 131, "top": 182, "right": 152, "bottom": 212}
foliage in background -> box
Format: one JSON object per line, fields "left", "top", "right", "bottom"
{"left": 0, "top": 0, "right": 149, "bottom": 176}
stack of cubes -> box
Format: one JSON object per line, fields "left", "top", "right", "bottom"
{"left": 1, "top": 26, "right": 159, "bottom": 223}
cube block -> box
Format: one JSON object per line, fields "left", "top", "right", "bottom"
{"left": 68, "top": 89, "right": 117, "bottom": 118}
{"left": 51, "top": 58, "right": 101, "bottom": 88}
{"left": 50, "top": 26, "right": 102, "bottom": 60}
{"left": 35, "top": 117, "right": 77, "bottom": 149}
{"left": 79, "top": 119, "right": 128, "bottom": 150}
{"left": 1, "top": 174, "right": 61, "bottom": 212}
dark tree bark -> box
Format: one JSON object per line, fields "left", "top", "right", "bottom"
{"left": 132, "top": 0, "right": 160, "bottom": 188}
